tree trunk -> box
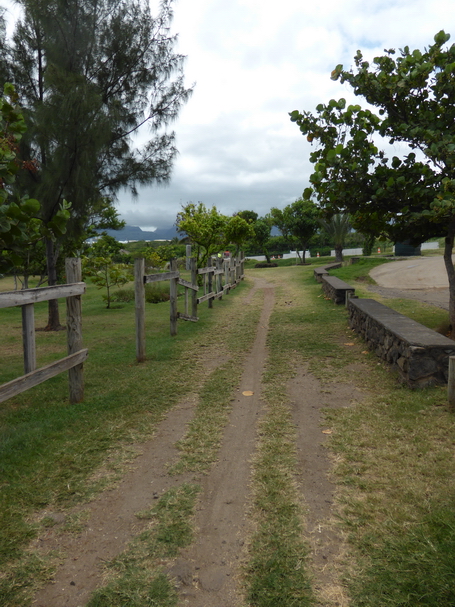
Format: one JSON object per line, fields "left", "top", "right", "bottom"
{"left": 443, "top": 231, "right": 455, "bottom": 331}
{"left": 45, "top": 238, "right": 62, "bottom": 331}
{"left": 335, "top": 244, "right": 344, "bottom": 262}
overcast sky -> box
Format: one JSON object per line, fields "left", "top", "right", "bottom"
{"left": 4, "top": 0, "right": 455, "bottom": 230}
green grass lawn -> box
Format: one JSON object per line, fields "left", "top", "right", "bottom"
{"left": 1, "top": 260, "right": 455, "bottom": 607}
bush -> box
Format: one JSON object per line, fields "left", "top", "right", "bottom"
{"left": 110, "top": 288, "right": 135, "bottom": 303}
{"left": 309, "top": 246, "right": 332, "bottom": 257}
{"left": 145, "top": 283, "right": 170, "bottom": 303}
{"left": 108, "top": 283, "right": 171, "bottom": 304}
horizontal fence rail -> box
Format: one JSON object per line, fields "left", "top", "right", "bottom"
{"left": 0, "top": 258, "right": 87, "bottom": 404}
{"left": 134, "top": 253, "right": 245, "bottom": 362}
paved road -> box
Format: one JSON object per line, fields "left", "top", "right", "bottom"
{"left": 368, "top": 255, "right": 451, "bottom": 311}
{"left": 370, "top": 256, "right": 452, "bottom": 289}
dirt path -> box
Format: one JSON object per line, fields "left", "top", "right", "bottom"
{"left": 169, "top": 278, "right": 274, "bottom": 606}
{"left": 31, "top": 277, "right": 274, "bottom": 607}
{"left": 31, "top": 274, "right": 364, "bottom": 607}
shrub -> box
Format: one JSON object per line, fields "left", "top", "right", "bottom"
{"left": 145, "top": 283, "right": 170, "bottom": 303}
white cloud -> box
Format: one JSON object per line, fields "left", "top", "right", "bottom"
{"left": 5, "top": 0, "right": 455, "bottom": 229}
{"left": 113, "top": 0, "right": 455, "bottom": 228}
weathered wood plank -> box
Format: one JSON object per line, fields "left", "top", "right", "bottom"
{"left": 144, "top": 271, "right": 179, "bottom": 284}
{"left": 0, "top": 283, "right": 85, "bottom": 309}
{"left": 208, "top": 257, "right": 214, "bottom": 308}
{"left": 66, "top": 259, "right": 85, "bottom": 403}
{"left": 197, "top": 291, "right": 216, "bottom": 304}
{"left": 170, "top": 260, "right": 178, "bottom": 336}
{"left": 178, "top": 313, "right": 199, "bottom": 322}
{"left": 190, "top": 258, "right": 198, "bottom": 319}
{"left": 135, "top": 258, "right": 146, "bottom": 362}
{"left": 0, "top": 349, "right": 88, "bottom": 404}
{"left": 22, "top": 303, "right": 36, "bottom": 374}
{"left": 197, "top": 266, "right": 216, "bottom": 275}
{"left": 178, "top": 277, "right": 198, "bottom": 291}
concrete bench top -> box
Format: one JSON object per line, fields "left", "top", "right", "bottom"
{"left": 314, "top": 263, "right": 342, "bottom": 274}
{"left": 323, "top": 275, "right": 355, "bottom": 289}
{"left": 349, "top": 298, "right": 454, "bottom": 348}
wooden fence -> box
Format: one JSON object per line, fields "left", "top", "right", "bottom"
{"left": 135, "top": 254, "right": 245, "bottom": 362}
{"left": 0, "top": 258, "right": 87, "bottom": 404}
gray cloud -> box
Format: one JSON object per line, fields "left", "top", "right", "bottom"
{"left": 115, "top": 0, "right": 455, "bottom": 230}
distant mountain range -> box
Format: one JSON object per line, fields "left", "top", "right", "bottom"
{"left": 100, "top": 223, "right": 281, "bottom": 242}
{"left": 100, "top": 225, "right": 181, "bottom": 241}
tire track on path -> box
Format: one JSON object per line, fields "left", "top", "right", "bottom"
{"left": 171, "top": 277, "right": 275, "bottom": 607}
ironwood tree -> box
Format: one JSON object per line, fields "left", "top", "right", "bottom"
{"left": 0, "top": 0, "right": 192, "bottom": 328}
{"left": 0, "top": 82, "right": 69, "bottom": 279}
{"left": 290, "top": 31, "right": 455, "bottom": 328}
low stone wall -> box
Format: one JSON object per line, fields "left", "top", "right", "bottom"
{"left": 313, "top": 262, "right": 342, "bottom": 283}
{"left": 321, "top": 275, "right": 355, "bottom": 304}
{"left": 348, "top": 298, "right": 455, "bottom": 388}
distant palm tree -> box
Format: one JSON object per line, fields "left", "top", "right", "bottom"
{"left": 318, "top": 214, "right": 351, "bottom": 262}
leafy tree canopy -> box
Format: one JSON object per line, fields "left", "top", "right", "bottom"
{"left": 1, "top": 0, "right": 191, "bottom": 325}
{"left": 252, "top": 217, "right": 272, "bottom": 263}
{"left": 318, "top": 213, "right": 351, "bottom": 262}
{"left": 0, "top": 83, "right": 69, "bottom": 275}
{"left": 270, "top": 198, "right": 319, "bottom": 263}
{"left": 290, "top": 31, "right": 455, "bottom": 326}
{"left": 176, "top": 202, "right": 251, "bottom": 266}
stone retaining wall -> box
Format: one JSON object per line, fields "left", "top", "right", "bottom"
{"left": 348, "top": 298, "right": 455, "bottom": 388}
{"left": 313, "top": 262, "right": 342, "bottom": 283}
{"left": 321, "top": 275, "right": 355, "bottom": 305}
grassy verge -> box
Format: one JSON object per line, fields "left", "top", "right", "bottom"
{"left": 244, "top": 262, "right": 455, "bottom": 607}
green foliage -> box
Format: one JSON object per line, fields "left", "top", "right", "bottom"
{"left": 270, "top": 198, "right": 319, "bottom": 263}
{"left": 88, "top": 234, "right": 124, "bottom": 258}
{"left": 0, "top": 83, "right": 70, "bottom": 274}
{"left": 2, "top": 0, "right": 192, "bottom": 325}
{"left": 176, "top": 202, "right": 228, "bottom": 266}
{"left": 318, "top": 213, "right": 351, "bottom": 261}
{"left": 176, "top": 202, "right": 251, "bottom": 266}
{"left": 224, "top": 213, "right": 254, "bottom": 255}
{"left": 236, "top": 209, "right": 258, "bottom": 224}
{"left": 83, "top": 256, "right": 133, "bottom": 308}
{"left": 290, "top": 31, "right": 455, "bottom": 242}
{"left": 252, "top": 218, "right": 272, "bottom": 262}
{"left": 291, "top": 30, "right": 455, "bottom": 323}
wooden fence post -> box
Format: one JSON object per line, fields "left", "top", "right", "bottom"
{"left": 208, "top": 257, "right": 213, "bottom": 309}
{"left": 22, "top": 303, "right": 36, "bottom": 374}
{"left": 224, "top": 258, "right": 230, "bottom": 293}
{"left": 216, "top": 256, "right": 223, "bottom": 300}
{"left": 135, "top": 258, "right": 146, "bottom": 362}
{"left": 448, "top": 356, "right": 455, "bottom": 411}
{"left": 170, "top": 259, "right": 178, "bottom": 336}
{"left": 190, "top": 257, "right": 198, "bottom": 318}
{"left": 65, "top": 258, "right": 84, "bottom": 403}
